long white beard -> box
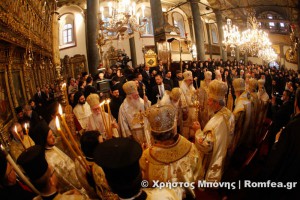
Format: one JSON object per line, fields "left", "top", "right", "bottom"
{"left": 127, "top": 97, "right": 143, "bottom": 109}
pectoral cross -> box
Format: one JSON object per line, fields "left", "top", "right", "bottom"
{"left": 156, "top": 94, "right": 161, "bottom": 105}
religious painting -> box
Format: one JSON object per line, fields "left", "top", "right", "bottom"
{"left": 145, "top": 49, "right": 157, "bottom": 67}
{"left": 11, "top": 70, "right": 26, "bottom": 106}
{"left": 272, "top": 45, "right": 280, "bottom": 54}
{"left": 0, "top": 71, "right": 13, "bottom": 125}
{"left": 211, "top": 25, "right": 219, "bottom": 44}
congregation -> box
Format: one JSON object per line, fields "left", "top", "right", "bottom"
{"left": 1, "top": 57, "right": 300, "bottom": 200}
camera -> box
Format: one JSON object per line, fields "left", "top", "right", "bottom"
{"left": 118, "top": 53, "right": 132, "bottom": 68}
{"left": 273, "top": 91, "right": 282, "bottom": 105}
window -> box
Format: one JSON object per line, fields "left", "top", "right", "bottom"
{"left": 63, "top": 24, "right": 73, "bottom": 44}
{"left": 172, "top": 12, "right": 185, "bottom": 38}
{"left": 211, "top": 25, "right": 218, "bottom": 44}
{"left": 59, "top": 13, "right": 76, "bottom": 49}
{"left": 258, "top": 11, "right": 288, "bottom": 34}
{"left": 267, "top": 14, "right": 273, "bottom": 19}
{"left": 140, "top": 7, "right": 153, "bottom": 36}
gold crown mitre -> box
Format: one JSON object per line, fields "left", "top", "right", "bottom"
{"left": 233, "top": 78, "right": 245, "bottom": 92}
{"left": 208, "top": 80, "right": 228, "bottom": 101}
{"left": 146, "top": 104, "right": 176, "bottom": 133}
{"left": 258, "top": 79, "right": 265, "bottom": 87}
{"left": 183, "top": 71, "right": 193, "bottom": 80}
{"left": 248, "top": 78, "right": 258, "bottom": 91}
{"left": 169, "top": 88, "right": 182, "bottom": 102}
{"left": 123, "top": 81, "right": 137, "bottom": 95}
{"left": 204, "top": 71, "right": 212, "bottom": 80}
{"left": 86, "top": 94, "right": 100, "bottom": 108}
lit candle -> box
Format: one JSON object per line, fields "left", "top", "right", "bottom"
{"left": 141, "top": 4, "right": 145, "bottom": 18}
{"left": 56, "top": 116, "right": 89, "bottom": 172}
{"left": 24, "top": 123, "right": 32, "bottom": 147}
{"left": 61, "top": 83, "right": 69, "bottom": 105}
{"left": 99, "top": 101, "right": 109, "bottom": 138}
{"left": 136, "top": 13, "right": 140, "bottom": 24}
{"left": 108, "top": 2, "right": 112, "bottom": 17}
{"left": 0, "top": 144, "right": 40, "bottom": 194}
{"left": 106, "top": 99, "right": 112, "bottom": 138}
{"left": 132, "top": 2, "right": 136, "bottom": 15}
{"left": 14, "top": 126, "right": 26, "bottom": 150}
{"left": 58, "top": 104, "right": 90, "bottom": 171}
{"left": 100, "top": 6, "right": 104, "bottom": 20}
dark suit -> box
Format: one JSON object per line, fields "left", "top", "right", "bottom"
{"left": 163, "top": 78, "right": 174, "bottom": 89}
{"left": 84, "top": 84, "right": 98, "bottom": 98}
{"left": 34, "top": 91, "right": 47, "bottom": 107}
{"left": 151, "top": 83, "right": 171, "bottom": 104}
{"left": 269, "top": 100, "right": 294, "bottom": 150}
{"left": 255, "top": 114, "right": 300, "bottom": 200}
{"left": 109, "top": 95, "right": 124, "bottom": 122}
{"left": 173, "top": 76, "right": 183, "bottom": 88}
{"left": 28, "top": 110, "right": 42, "bottom": 134}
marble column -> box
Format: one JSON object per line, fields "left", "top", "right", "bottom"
{"left": 236, "top": 46, "right": 240, "bottom": 61}
{"left": 188, "top": 17, "right": 195, "bottom": 43}
{"left": 189, "top": 0, "right": 205, "bottom": 61}
{"left": 244, "top": 53, "right": 248, "bottom": 65}
{"left": 215, "top": 9, "right": 227, "bottom": 61}
{"left": 206, "top": 23, "right": 212, "bottom": 59}
{"left": 52, "top": 11, "right": 62, "bottom": 82}
{"left": 150, "top": 0, "right": 165, "bottom": 45}
{"left": 86, "top": 0, "right": 100, "bottom": 76}
{"left": 129, "top": 37, "right": 137, "bottom": 67}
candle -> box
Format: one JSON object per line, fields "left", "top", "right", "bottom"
{"left": 61, "top": 83, "right": 69, "bottom": 105}
{"left": 56, "top": 117, "right": 89, "bottom": 172}
{"left": 144, "top": 129, "right": 151, "bottom": 148}
{"left": 100, "top": 6, "right": 104, "bottom": 20}
{"left": 14, "top": 126, "right": 26, "bottom": 150}
{"left": 108, "top": 2, "right": 112, "bottom": 17}
{"left": 0, "top": 144, "right": 40, "bottom": 194}
{"left": 132, "top": 2, "right": 136, "bottom": 15}
{"left": 106, "top": 99, "right": 112, "bottom": 138}
{"left": 99, "top": 102, "right": 110, "bottom": 138}
{"left": 58, "top": 105, "right": 90, "bottom": 171}
{"left": 24, "top": 123, "right": 32, "bottom": 147}
{"left": 141, "top": 4, "right": 145, "bottom": 18}
{"left": 142, "top": 84, "right": 146, "bottom": 95}
{"left": 136, "top": 13, "right": 140, "bottom": 24}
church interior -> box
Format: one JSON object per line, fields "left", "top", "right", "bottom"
{"left": 0, "top": 0, "right": 300, "bottom": 199}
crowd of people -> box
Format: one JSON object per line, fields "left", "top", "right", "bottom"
{"left": 1, "top": 57, "right": 300, "bottom": 200}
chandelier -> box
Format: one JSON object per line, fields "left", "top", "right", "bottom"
{"left": 257, "top": 47, "right": 277, "bottom": 62}
{"left": 99, "top": 0, "right": 148, "bottom": 40}
{"left": 222, "top": 18, "right": 241, "bottom": 56}
{"left": 239, "top": 9, "right": 273, "bottom": 56}
{"left": 287, "top": 24, "right": 299, "bottom": 61}
{"left": 239, "top": 29, "right": 272, "bottom": 56}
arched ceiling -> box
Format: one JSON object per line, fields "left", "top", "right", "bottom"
{"left": 56, "top": 0, "right": 299, "bottom": 30}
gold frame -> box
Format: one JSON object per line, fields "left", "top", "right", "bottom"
{"left": 144, "top": 49, "right": 157, "bottom": 67}
{"left": 11, "top": 69, "right": 27, "bottom": 106}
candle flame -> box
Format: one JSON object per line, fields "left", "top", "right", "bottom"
{"left": 0, "top": 144, "right": 4, "bottom": 151}
{"left": 62, "top": 83, "right": 66, "bottom": 88}
{"left": 24, "top": 123, "right": 27, "bottom": 130}
{"left": 99, "top": 101, "right": 105, "bottom": 107}
{"left": 58, "top": 104, "right": 63, "bottom": 115}
{"left": 14, "top": 126, "right": 17, "bottom": 134}
{"left": 106, "top": 98, "right": 111, "bottom": 104}
{"left": 55, "top": 116, "right": 61, "bottom": 131}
